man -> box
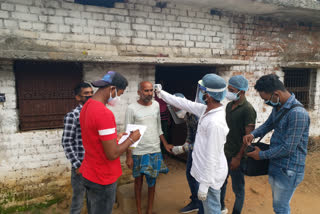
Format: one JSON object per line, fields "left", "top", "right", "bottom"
{"left": 170, "top": 93, "right": 203, "bottom": 214}
{"left": 125, "top": 81, "right": 173, "bottom": 214}
{"left": 220, "top": 75, "right": 256, "bottom": 214}
{"left": 156, "top": 74, "right": 229, "bottom": 214}
{"left": 79, "top": 71, "right": 141, "bottom": 214}
{"left": 62, "top": 82, "right": 93, "bottom": 214}
{"left": 243, "top": 74, "right": 310, "bottom": 214}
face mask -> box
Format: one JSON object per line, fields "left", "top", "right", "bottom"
{"left": 198, "top": 91, "right": 207, "bottom": 104}
{"left": 226, "top": 91, "right": 240, "bottom": 101}
{"left": 265, "top": 94, "right": 280, "bottom": 107}
{"left": 83, "top": 96, "right": 92, "bottom": 103}
{"left": 107, "top": 88, "right": 121, "bottom": 107}
{"left": 176, "top": 110, "right": 187, "bottom": 119}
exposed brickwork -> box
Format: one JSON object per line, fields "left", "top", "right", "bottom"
{"left": 0, "top": 0, "right": 320, "bottom": 209}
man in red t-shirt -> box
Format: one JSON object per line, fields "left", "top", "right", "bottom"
{"left": 80, "top": 71, "right": 141, "bottom": 214}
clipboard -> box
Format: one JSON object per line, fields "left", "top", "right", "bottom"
{"left": 118, "top": 124, "right": 147, "bottom": 149}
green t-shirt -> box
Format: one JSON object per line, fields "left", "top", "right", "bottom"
{"left": 224, "top": 98, "right": 256, "bottom": 159}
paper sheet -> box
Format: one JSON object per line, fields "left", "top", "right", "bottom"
{"left": 118, "top": 124, "right": 147, "bottom": 148}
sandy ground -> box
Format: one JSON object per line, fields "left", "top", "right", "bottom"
{"left": 25, "top": 151, "right": 320, "bottom": 214}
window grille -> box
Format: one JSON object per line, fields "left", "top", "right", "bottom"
{"left": 284, "top": 69, "right": 311, "bottom": 109}
{"left": 14, "top": 61, "right": 82, "bottom": 131}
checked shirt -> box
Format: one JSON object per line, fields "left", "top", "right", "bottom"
{"left": 62, "top": 104, "right": 84, "bottom": 169}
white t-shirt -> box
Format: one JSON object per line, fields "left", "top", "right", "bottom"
{"left": 125, "top": 101, "right": 163, "bottom": 155}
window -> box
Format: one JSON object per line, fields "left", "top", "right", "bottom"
{"left": 75, "top": 0, "right": 126, "bottom": 8}
{"left": 14, "top": 61, "right": 82, "bottom": 131}
{"left": 283, "top": 68, "right": 315, "bottom": 109}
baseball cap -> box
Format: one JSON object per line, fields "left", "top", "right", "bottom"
{"left": 91, "top": 71, "right": 116, "bottom": 87}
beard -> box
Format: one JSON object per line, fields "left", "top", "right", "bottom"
{"left": 143, "top": 95, "right": 153, "bottom": 103}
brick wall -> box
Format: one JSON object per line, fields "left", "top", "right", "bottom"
{"left": 0, "top": 59, "right": 155, "bottom": 209}
{"left": 1, "top": 0, "right": 320, "bottom": 209}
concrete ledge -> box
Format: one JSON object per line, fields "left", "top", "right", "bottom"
{"left": 280, "top": 61, "right": 320, "bottom": 68}
{"left": 0, "top": 50, "right": 249, "bottom": 66}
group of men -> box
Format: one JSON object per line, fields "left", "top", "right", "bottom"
{"left": 62, "top": 71, "right": 310, "bottom": 214}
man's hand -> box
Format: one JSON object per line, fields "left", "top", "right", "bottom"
{"left": 164, "top": 144, "right": 173, "bottom": 153}
{"left": 129, "top": 129, "right": 141, "bottom": 142}
{"left": 197, "top": 183, "right": 208, "bottom": 201}
{"left": 126, "top": 156, "right": 133, "bottom": 169}
{"left": 230, "top": 157, "right": 241, "bottom": 170}
{"left": 117, "top": 132, "right": 127, "bottom": 142}
{"left": 172, "top": 146, "right": 184, "bottom": 155}
{"left": 243, "top": 134, "right": 254, "bottom": 146}
{"left": 76, "top": 168, "right": 81, "bottom": 175}
{"left": 247, "top": 146, "right": 261, "bottom": 160}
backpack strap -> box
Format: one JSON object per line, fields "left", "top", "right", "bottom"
{"left": 256, "top": 104, "right": 304, "bottom": 143}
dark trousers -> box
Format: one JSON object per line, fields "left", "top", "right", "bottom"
{"left": 83, "top": 177, "right": 117, "bottom": 214}
{"left": 220, "top": 159, "right": 245, "bottom": 214}
{"left": 70, "top": 168, "right": 86, "bottom": 214}
{"left": 186, "top": 150, "right": 204, "bottom": 214}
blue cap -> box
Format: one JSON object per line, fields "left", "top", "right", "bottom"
{"left": 200, "top": 74, "right": 227, "bottom": 101}
{"left": 229, "top": 75, "right": 249, "bottom": 91}
{"left": 91, "top": 71, "right": 116, "bottom": 87}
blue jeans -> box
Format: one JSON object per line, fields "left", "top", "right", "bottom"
{"left": 186, "top": 150, "right": 204, "bottom": 214}
{"left": 70, "top": 168, "right": 86, "bottom": 214}
{"left": 83, "top": 177, "right": 117, "bottom": 214}
{"left": 268, "top": 164, "right": 304, "bottom": 214}
{"left": 202, "top": 187, "right": 221, "bottom": 214}
{"left": 220, "top": 159, "right": 245, "bottom": 214}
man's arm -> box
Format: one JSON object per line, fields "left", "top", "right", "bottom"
{"left": 244, "top": 109, "right": 274, "bottom": 145}
{"left": 102, "top": 130, "right": 140, "bottom": 160}
{"left": 160, "top": 90, "right": 205, "bottom": 118}
{"left": 230, "top": 124, "right": 255, "bottom": 170}
{"left": 257, "top": 110, "right": 310, "bottom": 160}
{"left": 61, "top": 112, "right": 82, "bottom": 169}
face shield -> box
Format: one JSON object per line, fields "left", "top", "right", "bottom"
{"left": 195, "top": 80, "right": 227, "bottom": 104}
{"left": 167, "top": 93, "right": 187, "bottom": 124}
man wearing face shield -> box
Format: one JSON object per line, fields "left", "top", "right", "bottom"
{"left": 62, "top": 82, "right": 93, "bottom": 214}
{"left": 220, "top": 75, "right": 257, "bottom": 214}
{"left": 125, "top": 81, "right": 173, "bottom": 214}
{"left": 79, "top": 71, "right": 141, "bottom": 214}
{"left": 243, "top": 74, "right": 310, "bottom": 214}
{"left": 169, "top": 93, "right": 203, "bottom": 214}
{"left": 155, "top": 74, "right": 229, "bottom": 214}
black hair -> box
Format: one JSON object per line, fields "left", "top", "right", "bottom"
{"left": 110, "top": 72, "right": 128, "bottom": 90}
{"left": 74, "top": 82, "right": 91, "bottom": 95}
{"left": 254, "top": 74, "right": 286, "bottom": 93}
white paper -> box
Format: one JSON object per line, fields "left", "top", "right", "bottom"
{"left": 118, "top": 124, "right": 147, "bottom": 148}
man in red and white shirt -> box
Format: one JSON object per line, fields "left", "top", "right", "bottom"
{"left": 80, "top": 71, "right": 141, "bottom": 214}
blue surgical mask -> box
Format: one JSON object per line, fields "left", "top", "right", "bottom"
{"left": 107, "top": 88, "right": 121, "bottom": 107}
{"left": 226, "top": 91, "right": 240, "bottom": 101}
{"left": 265, "top": 94, "right": 280, "bottom": 107}
{"left": 198, "top": 91, "right": 207, "bottom": 104}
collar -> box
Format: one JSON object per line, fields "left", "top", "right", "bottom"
{"left": 282, "top": 93, "right": 296, "bottom": 109}
{"left": 234, "top": 97, "right": 247, "bottom": 106}
{"left": 205, "top": 106, "right": 224, "bottom": 115}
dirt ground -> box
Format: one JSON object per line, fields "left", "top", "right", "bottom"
{"left": 25, "top": 150, "right": 320, "bottom": 214}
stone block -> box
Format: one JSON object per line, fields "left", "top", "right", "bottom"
{"left": 117, "top": 183, "right": 148, "bottom": 214}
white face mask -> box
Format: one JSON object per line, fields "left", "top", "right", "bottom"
{"left": 176, "top": 110, "right": 187, "bottom": 119}
{"left": 226, "top": 91, "right": 240, "bottom": 101}
{"left": 107, "top": 88, "right": 121, "bottom": 107}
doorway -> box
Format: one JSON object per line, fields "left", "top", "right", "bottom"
{"left": 155, "top": 65, "right": 216, "bottom": 148}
